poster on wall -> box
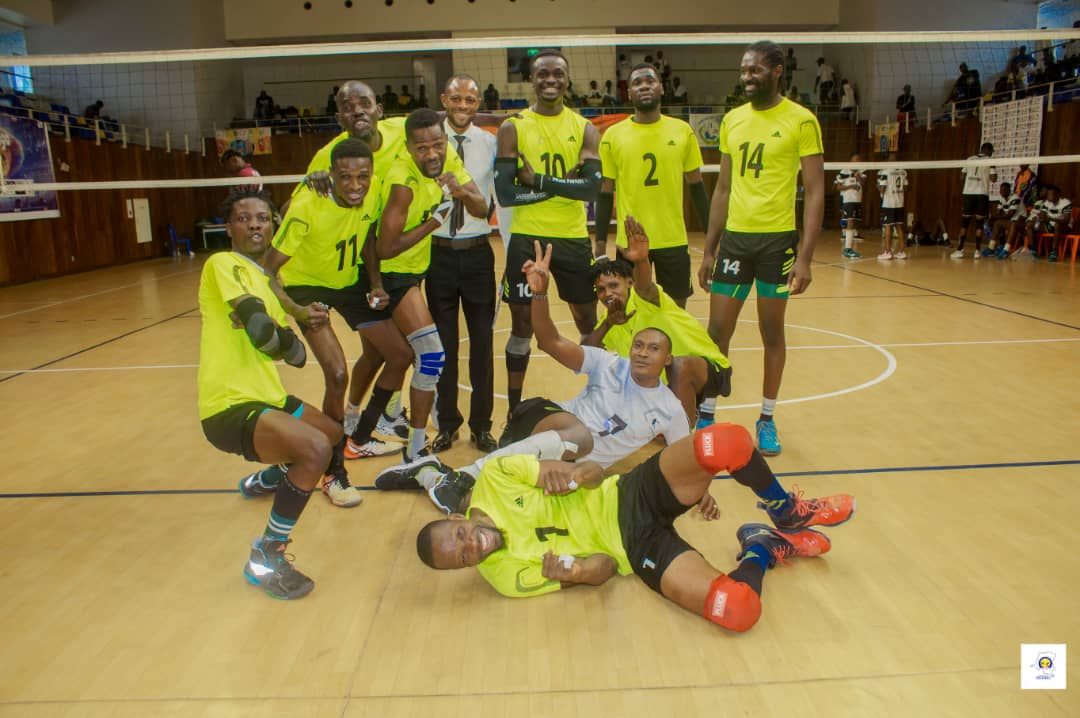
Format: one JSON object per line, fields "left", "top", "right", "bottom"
{"left": 689, "top": 112, "right": 724, "bottom": 148}
{"left": 0, "top": 115, "right": 60, "bottom": 222}
{"left": 874, "top": 122, "right": 899, "bottom": 153}
{"left": 215, "top": 127, "right": 272, "bottom": 158}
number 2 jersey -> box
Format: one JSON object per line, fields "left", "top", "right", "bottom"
{"left": 508, "top": 107, "right": 590, "bottom": 238}
{"left": 469, "top": 454, "right": 632, "bottom": 598}
{"left": 719, "top": 98, "right": 823, "bottom": 233}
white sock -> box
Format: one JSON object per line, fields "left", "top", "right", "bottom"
{"left": 418, "top": 466, "right": 444, "bottom": 491}
{"left": 761, "top": 397, "right": 777, "bottom": 419}
{"left": 943, "top": 232, "right": 949, "bottom": 241}
{"left": 459, "top": 431, "right": 568, "bottom": 479}
{"left": 345, "top": 401, "right": 360, "bottom": 415}
{"left": 843, "top": 229, "right": 853, "bottom": 250}
{"left": 698, "top": 397, "right": 716, "bottom": 415}
{"left": 407, "top": 425, "right": 426, "bottom": 459}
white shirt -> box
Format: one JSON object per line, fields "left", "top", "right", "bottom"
{"left": 834, "top": 170, "right": 864, "bottom": 204}
{"left": 817, "top": 63, "right": 835, "bottom": 84}
{"left": 877, "top": 169, "right": 908, "bottom": 208}
{"left": 433, "top": 119, "right": 501, "bottom": 239}
{"left": 961, "top": 155, "right": 996, "bottom": 197}
{"left": 997, "top": 193, "right": 1023, "bottom": 219}
{"left": 558, "top": 347, "right": 689, "bottom": 468}
{"left": 840, "top": 84, "right": 855, "bottom": 109}
{"left": 1043, "top": 196, "right": 1073, "bottom": 223}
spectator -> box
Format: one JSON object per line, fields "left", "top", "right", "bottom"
{"left": 483, "top": 82, "right": 500, "bottom": 110}
{"left": 398, "top": 84, "right": 414, "bottom": 111}
{"left": 84, "top": 99, "right": 104, "bottom": 119}
{"left": 783, "top": 48, "right": 798, "bottom": 92}
{"left": 814, "top": 57, "right": 836, "bottom": 105}
{"left": 670, "top": 76, "right": 687, "bottom": 104}
{"left": 254, "top": 90, "right": 274, "bottom": 120}
{"left": 382, "top": 84, "right": 397, "bottom": 110}
{"left": 786, "top": 83, "right": 800, "bottom": 102}
{"left": 220, "top": 149, "right": 263, "bottom": 192}
{"left": 948, "top": 64, "right": 981, "bottom": 114}
{"left": 839, "top": 79, "right": 855, "bottom": 117}
{"left": 617, "top": 53, "right": 631, "bottom": 79}
{"left": 415, "top": 85, "right": 429, "bottom": 109}
{"left": 896, "top": 84, "right": 916, "bottom": 125}
{"left": 724, "top": 83, "right": 746, "bottom": 110}
{"left": 326, "top": 86, "right": 339, "bottom": 117}
{"left": 602, "top": 79, "right": 617, "bottom": 107}
{"left": 656, "top": 49, "right": 672, "bottom": 88}
{"left": 586, "top": 80, "right": 604, "bottom": 107}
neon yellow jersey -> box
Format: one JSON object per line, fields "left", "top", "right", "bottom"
{"left": 197, "top": 252, "right": 289, "bottom": 419}
{"left": 470, "top": 454, "right": 632, "bottom": 598}
{"left": 304, "top": 116, "right": 407, "bottom": 177}
{"left": 508, "top": 108, "right": 590, "bottom": 238}
{"left": 719, "top": 98, "right": 822, "bottom": 232}
{"left": 599, "top": 286, "right": 730, "bottom": 371}
{"left": 378, "top": 149, "right": 470, "bottom": 275}
{"left": 599, "top": 115, "right": 703, "bottom": 249}
{"left": 272, "top": 180, "right": 382, "bottom": 289}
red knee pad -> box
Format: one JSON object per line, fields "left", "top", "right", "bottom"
{"left": 693, "top": 423, "right": 754, "bottom": 474}
{"left": 703, "top": 574, "right": 762, "bottom": 632}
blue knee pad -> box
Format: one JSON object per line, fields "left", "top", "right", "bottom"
{"left": 407, "top": 325, "right": 445, "bottom": 392}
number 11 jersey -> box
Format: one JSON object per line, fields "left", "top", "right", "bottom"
{"left": 719, "top": 98, "right": 822, "bottom": 233}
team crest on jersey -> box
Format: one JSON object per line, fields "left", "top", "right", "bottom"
{"left": 598, "top": 414, "right": 628, "bottom": 437}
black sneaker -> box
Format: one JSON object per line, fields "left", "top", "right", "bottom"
{"left": 497, "top": 425, "right": 514, "bottom": 449}
{"left": 429, "top": 470, "right": 477, "bottom": 514}
{"left": 374, "top": 453, "right": 449, "bottom": 491}
{"left": 238, "top": 465, "right": 285, "bottom": 499}
{"left": 243, "top": 537, "right": 314, "bottom": 600}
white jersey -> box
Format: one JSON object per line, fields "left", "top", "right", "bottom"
{"left": 1043, "top": 196, "right": 1073, "bottom": 224}
{"left": 877, "top": 168, "right": 908, "bottom": 209}
{"left": 834, "top": 170, "right": 864, "bottom": 204}
{"left": 558, "top": 347, "right": 689, "bottom": 468}
{"left": 961, "top": 155, "right": 996, "bottom": 197}
{"left": 997, "top": 193, "right": 1023, "bottom": 220}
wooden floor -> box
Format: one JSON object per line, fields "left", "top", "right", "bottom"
{"left": 1, "top": 232, "right": 1078, "bottom": 717}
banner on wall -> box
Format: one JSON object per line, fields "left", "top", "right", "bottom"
{"left": 874, "top": 122, "right": 899, "bottom": 153}
{"left": 0, "top": 115, "right": 60, "bottom": 222}
{"left": 689, "top": 113, "right": 724, "bottom": 148}
{"left": 215, "top": 128, "right": 272, "bottom": 158}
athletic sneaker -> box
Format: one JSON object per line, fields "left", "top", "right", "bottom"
{"left": 950, "top": 249, "right": 965, "bottom": 259}
{"left": 401, "top": 444, "right": 431, "bottom": 463}
{"left": 973, "top": 251, "right": 982, "bottom": 260}
{"left": 429, "top": 470, "right": 478, "bottom": 515}
{"left": 755, "top": 419, "right": 781, "bottom": 456}
{"left": 238, "top": 465, "right": 285, "bottom": 498}
{"left": 344, "top": 408, "right": 360, "bottom": 437}
{"left": 1049, "top": 250, "right": 1058, "bottom": 263}
{"left": 344, "top": 436, "right": 399, "bottom": 459}
{"left": 893, "top": 250, "right": 908, "bottom": 260}
{"left": 244, "top": 537, "right": 314, "bottom": 600}
{"left": 321, "top": 473, "right": 363, "bottom": 508}
{"left": 877, "top": 251, "right": 893, "bottom": 260}
{"left": 761, "top": 485, "right": 856, "bottom": 530}
{"left": 981, "top": 248, "right": 995, "bottom": 257}
{"left": 735, "top": 523, "right": 831, "bottom": 567}
{"left": 376, "top": 410, "right": 409, "bottom": 440}
{"left": 996, "top": 247, "right": 1009, "bottom": 259}
{"left": 695, "top": 411, "right": 715, "bottom": 430}
{"left": 841, "top": 248, "right": 861, "bottom": 258}
{"left": 374, "top": 453, "right": 449, "bottom": 491}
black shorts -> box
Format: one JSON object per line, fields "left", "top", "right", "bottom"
{"left": 284, "top": 283, "right": 370, "bottom": 331}
{"left": 505, "top": 397, "right": 568, "bottom": 443}
{"left": 699, "top": 361, "right": 733, "bottom": 401}
{"left": 350, "top": 271, "right": 423, "bottom": 326}
{"left": 961, "top": 194, "right": 990, "bottom": 219}
{"left": 710, "top": 229, "right": 799, "bottom": 293}
{"left": 840, "top": 203, "right": 863, "bottom": 221}
{"left": 880, "top": 207, "right": 905, "bottom": 226}
{"left": 201, "top": 395, "right": 304, "bottom": 462}
{"left": 616, "top": 451, "right": 696, "bottom": 594}
{"left": 503, "top": 233, "right": 595, "bottom": 305}
{"left": 616, "top": 245, "right": 693, "bottom": 301}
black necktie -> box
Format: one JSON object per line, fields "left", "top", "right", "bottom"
{"left": 450, "top": 134, "right": 466, "bottom": 237}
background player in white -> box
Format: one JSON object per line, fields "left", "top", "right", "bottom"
{"left": 877, "top": 155, "right": 909, "bottom": 260}
{"left": 951, "top": 142, "right": 996, "bottom": 260}
{"left": 834, "top": 153, "right": 864, "bottom": 258}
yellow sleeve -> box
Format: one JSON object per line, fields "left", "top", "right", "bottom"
{"left": 683, "top": 125, "right": 704, "bottom": 172}
{"left": 271, "top": 193, "right": 311, "bottom": 257}
{"left": 599, "top": 133, "right": 617, "bottom": 181}
{"left": 718, "top": 114, "right": 731, "bottom": 155}
{"left": 798, "top": 115, "right": 824, "bottom": 157}
{"left": 478, "top": 556, "right": 561, "bottom": 598}
{"left": 206, "top": 254, "right": 255, "bottom": 304}
{"left": 478, "top": 455, "right": 541, "bottom": 490}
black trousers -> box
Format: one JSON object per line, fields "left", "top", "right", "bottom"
{"left": 425, "top": 239, "right": 496, "bottom": 434}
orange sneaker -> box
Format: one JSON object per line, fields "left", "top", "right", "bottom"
{"left": 736, "top": 523, "right": 831, "bottom": 567}
{"left": 761, "top": 485, "right": 856, "bottom": 530}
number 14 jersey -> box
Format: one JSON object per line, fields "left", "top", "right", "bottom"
{"left": 719, "top": 98, "right": 822, "bottom": 233}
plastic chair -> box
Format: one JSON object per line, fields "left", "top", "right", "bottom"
{"left": 167, "top": 224, "right": 194, "bottom": 257}
{"left": 1039, "top": 207, "right": 1080, "bottom": 262}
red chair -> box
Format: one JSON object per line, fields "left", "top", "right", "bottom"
{"left": 1039, "top": 207, "right": 1080, "bottom": 262}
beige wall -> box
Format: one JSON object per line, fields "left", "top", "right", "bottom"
{"left": 223, "top": 0, "right": 840, "bottom": 41}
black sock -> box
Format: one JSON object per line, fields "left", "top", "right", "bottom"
{"left": 757, "top": 413, "right": 774, "bottom": 424}
{"left": 508, "top": 388, "right": 523, "bottom": 413}
{"left": 728, "top": 561, "right": 765, "bottom": 596}
{"left": 352, "top": 385, "right": 393, "bottom": 441}
{"left": 265, "top": 476, "right": 313, "bottom": 541}
{"left": 327, "top": 434, "right": 346, "bottom": 476}
{"left": 731, "top": 450, "right": 776, "bottom": 493}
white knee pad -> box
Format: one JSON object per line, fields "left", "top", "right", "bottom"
{"left": 408, "top": 325, "right": 444, "bottom": 392}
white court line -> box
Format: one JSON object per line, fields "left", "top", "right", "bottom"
{"left": 2, "top": 336, "right": 1077, "bottom": 376}
{"left": 0, "top": 265, "right": 200, "bottom": 321}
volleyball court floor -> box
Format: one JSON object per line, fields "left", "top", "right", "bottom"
{"left": 0, "top": 231, "right": 1076, "bottom": 716}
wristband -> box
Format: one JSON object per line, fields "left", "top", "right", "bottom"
{"left": 531, "top": 292, "right": 548, "bottom": 299}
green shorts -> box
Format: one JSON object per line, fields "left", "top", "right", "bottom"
{"left": 710, "top": 229, "right": 798, "bottom": 300}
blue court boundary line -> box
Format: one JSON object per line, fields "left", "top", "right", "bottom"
{"left": 4, "top": 458, "right": 1078, "bottom": 499}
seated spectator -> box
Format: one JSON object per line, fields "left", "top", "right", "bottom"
{"left": 382, "top": 85, "right": 398, "bottom": 110}
{"left": 254, "top": 90, "right": 274, "bottom": 120}
{"left": 84, "top": 99, "right": 104, "bottom": 119}
{"left": 483, "top": 83, "right": 500, "bottom": 110}
{"left": 586, "top": 80, "right": 604, "bottom": 107}
{"left": 670, "top": 76, "right": 687, "bottom": 104}
{"left": 398, "top": 85, "right": 414, "bottom": 111}
{"left": 602, "top": 80, "right": 617, "bottom": 107}
{"left": 896, "top": 84, "right": 916, "bottom": 125}
{"left": 415, "top": 86, "right": 429, "bottom": 109}
{"left": 220, "top": 149, "right": 263, "bottom": 193}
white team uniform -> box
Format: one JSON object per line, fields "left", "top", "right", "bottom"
{"left": 877, "top": 169, "right": 908, "bottom": 209}
{"left": 1042, "top": 196, "right": 1073, "bottom": 229}
{"left": 997, "top": 194, "right": 1022, "bottom": 220}
{"left": 961, "top": 155, "right": 996, "bottom": 197}
{"left": 558, "top": 347, "right": 689, "bottom": 468}
{"left": 834, "top": 170, "right": 864, "bottom": 204}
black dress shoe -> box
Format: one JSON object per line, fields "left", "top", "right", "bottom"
{"left": 431, "top": 430, "right": 458, "bottom": 453}
{"left": 470, "top": 430, "right": 498, "bottom": 453}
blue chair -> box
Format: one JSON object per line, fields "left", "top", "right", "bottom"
{"left": 167, "top": 224, "right": 194, "bottom": 256}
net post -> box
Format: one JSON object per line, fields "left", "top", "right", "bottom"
{"left": 64, "top": 113, "right": 70, "bottom": 143}
{"left": 297, "top": 116, "right": 303, "bottom": 136}
{"left": 904, "top": 110, "right": 910, "bottom": 133}
{"left": 950, "top": 103, "right": 956, "bottom": 127}
{"left": 184, "top": 133, "right": 190, "bottom": 154}
{"left": 144, "top": 127, "right": 150, "bottom": 150}
{"left": 1048, "top": 82, "right": 1055, "bottom": 112}
{"left": 926, "top": 106, "right": 931, "bottom": 131}
{"left": 95, "top": 118, "right": 101, "bottom": 146}
{"left": 121, "top": 124, "right": 127, "bottom": 149}
{"left": 165, "top": 130, "right": 171, "bottom": 153}
{"left": 201, "top": 135, "right": 206, "bottom": 157}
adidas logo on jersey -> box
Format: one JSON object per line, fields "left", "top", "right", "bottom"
{"left": 667, "top": 139, "right": 677, "bottom": 146}
{"left": 567, "top": 135, "right": 576, "bottom": 142}
{"left": 772, "top": 131, "right": 782, "bottom": 138}
{"left": 515, "top": 496, "right": 524, "bottom": 508}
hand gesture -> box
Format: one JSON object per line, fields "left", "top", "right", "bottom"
{"left": 305, "top": 170, "right": 333, "bottom": 197}
{"left": 516, "top": 155, "right": 538, "bottom": 188}
{"left": 437, "top": 172, "right": 464, "bottom": 199}
{"left": 522, "top": 240, "right": 553, "bottom": 295}
{"left": 541, "top": 550, "right": 581, "bottom": 582}
{"left": 622, "top": 215, "right": 650, "bottom": 263}
{"left": 604, "top": 297, "right": 635, "bottom": 326}
{"left": 366, "top": 288, "right": 390, "bottom": 311}
{"left": 787, "top": 257, "right": 813, "bottom": 295}
{"left": 697, "top": 492, "right": 721, "bottom": 521}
